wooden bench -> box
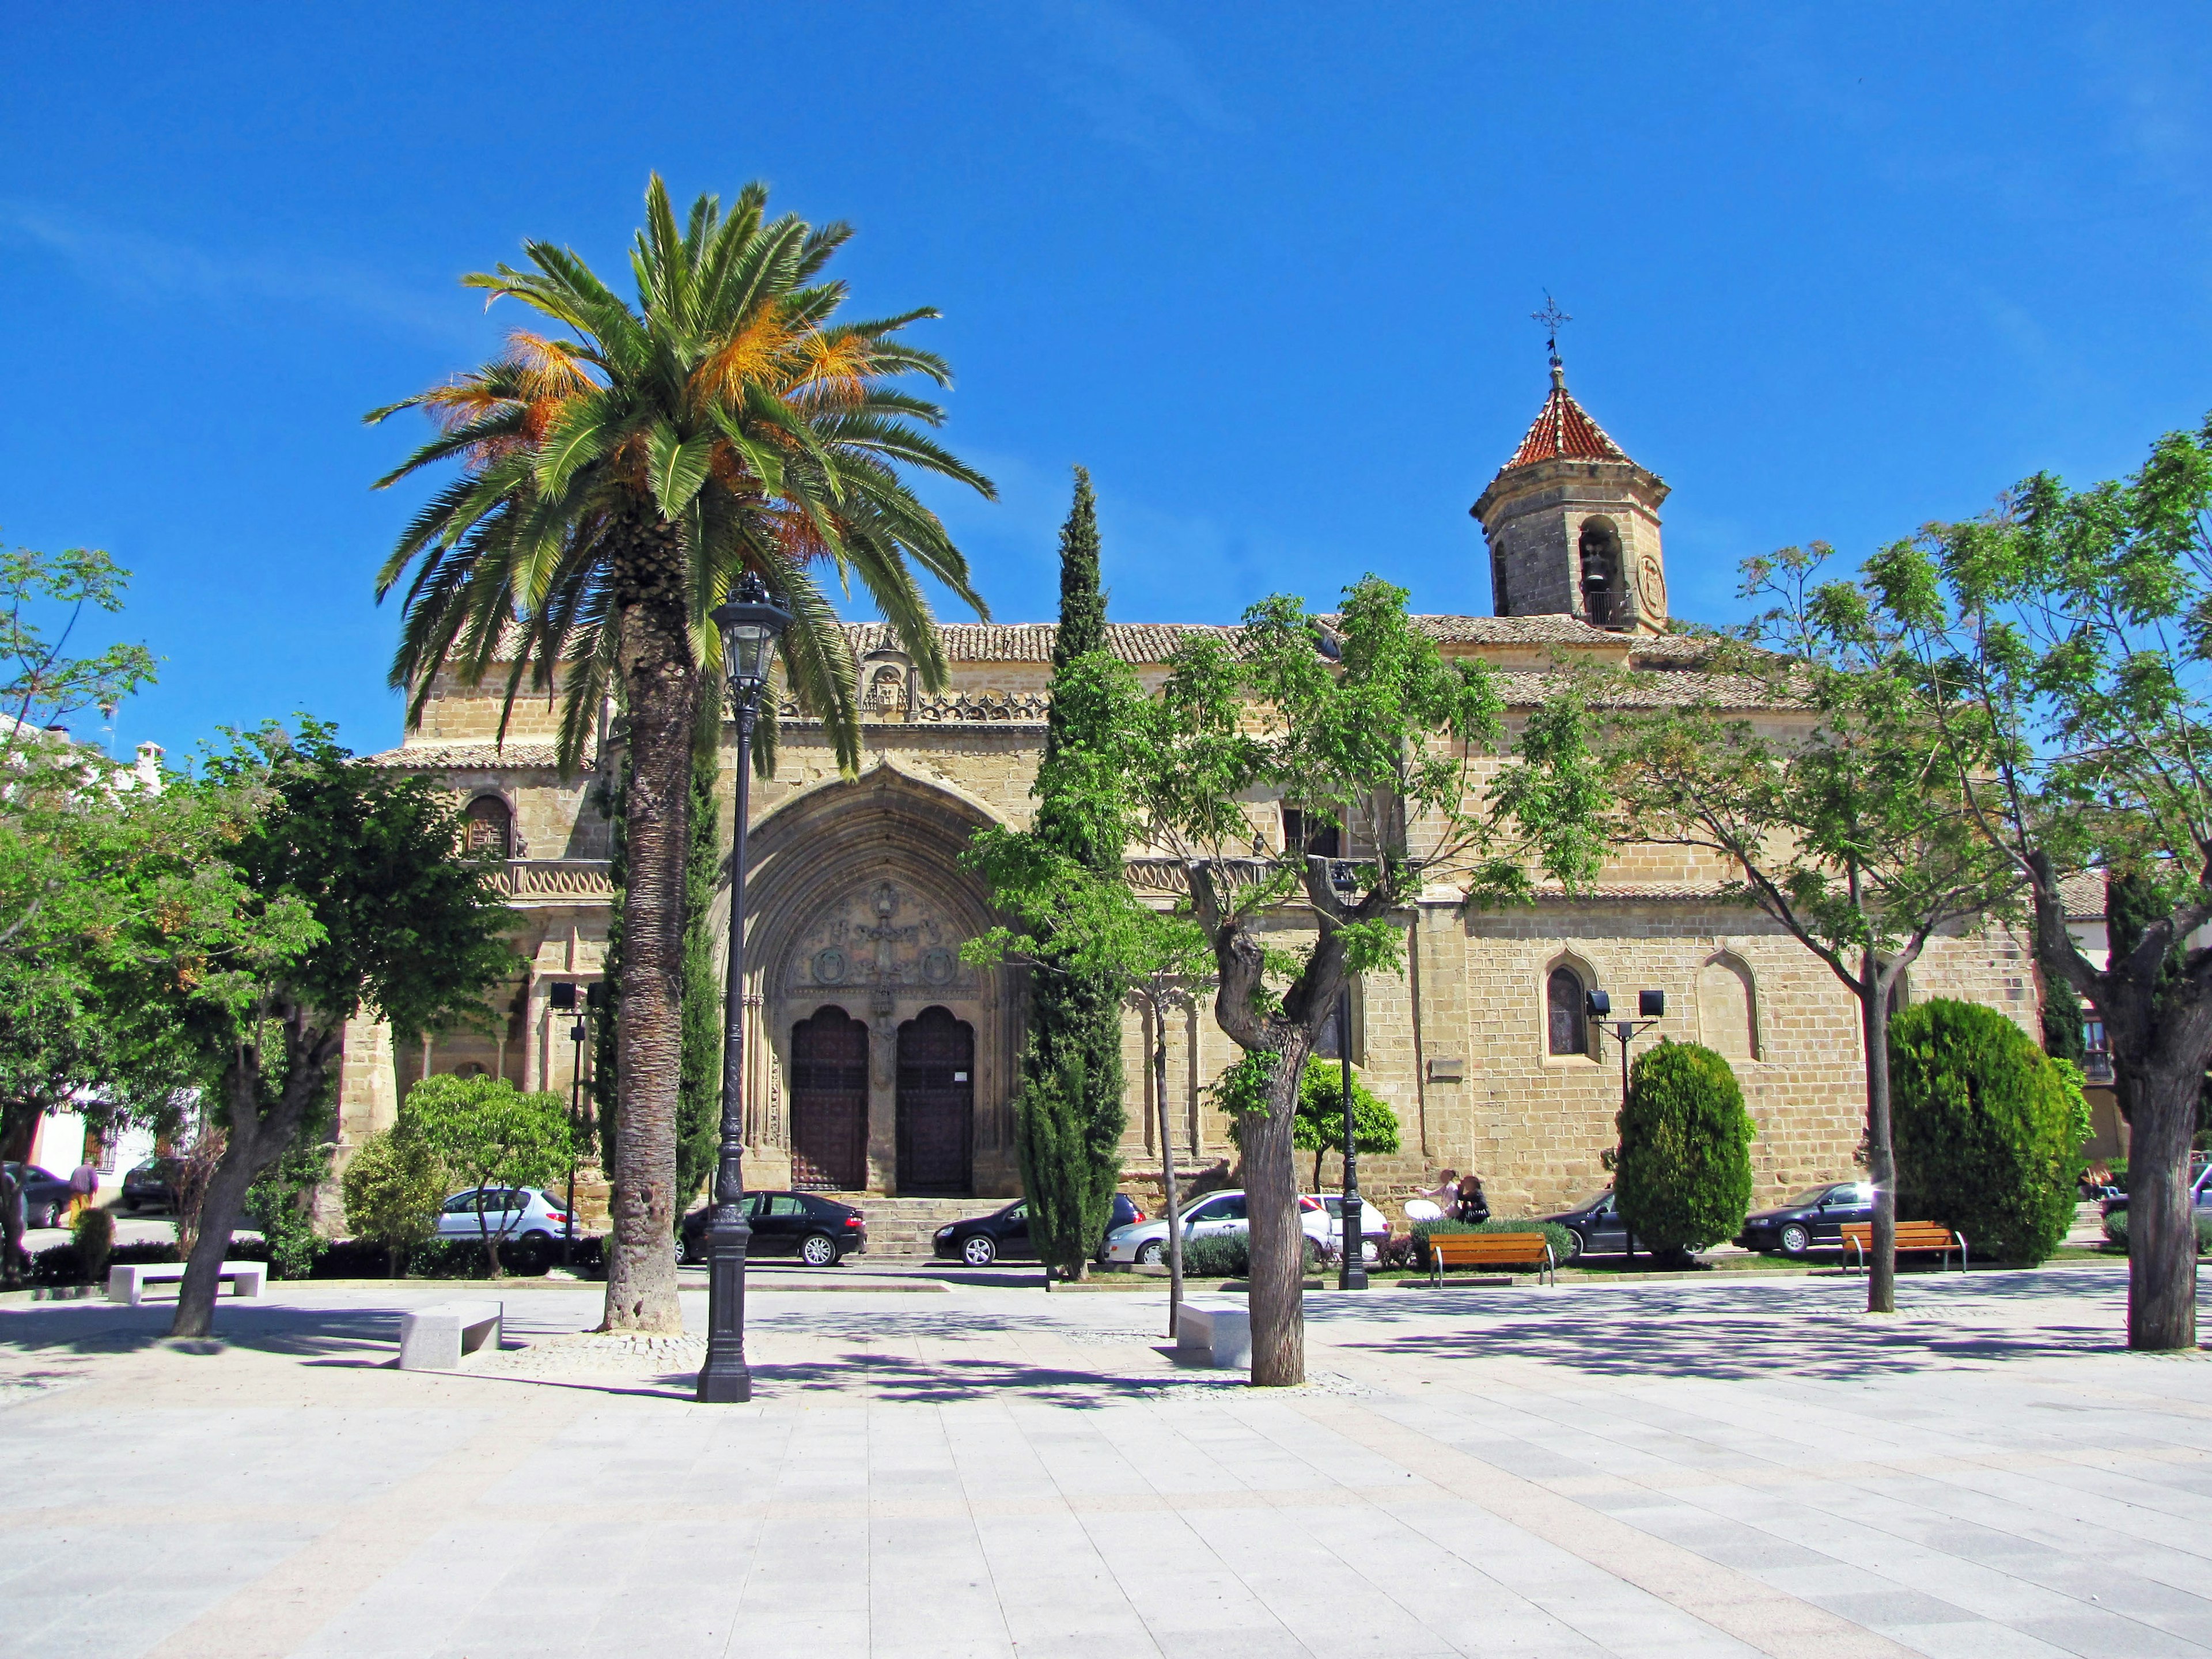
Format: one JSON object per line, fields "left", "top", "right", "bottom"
{"left": 106, "top": 1261, "right": 267, "bottom": 1306}
{"left": 399, "top": 1300, "right": 504, "bottom": 1370}
{"left": 1175, "top": 1301, "right": 1251, "bottom": 1369}
{"left": 1839, "top": 1221, "right": 1968, "bottom": 1273}
{"left": 1426, "top": 1231, "right": 1556, "bottom": 1287}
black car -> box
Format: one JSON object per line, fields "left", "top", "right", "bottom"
{"left": 123, "top": 1157, "right": 183, "bottom": 1213}
{"left": 1539, "top": 1188, "right": 1652, "bottom": 1262}
{"left": 680, "top": 1190, "right": 867, "bottom": 1267}
{"left": 1, "top": 1163, "right": 74, "bottom": 1230}
{"left": 1737, "top": 1181, "right": 1876, "bottom": 1256}
{"left": 934, "top": 1193, "right": 1145, "bottom": 1267}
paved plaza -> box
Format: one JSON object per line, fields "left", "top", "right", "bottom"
{"left": 0, "top": 1263, "right": 2207, "bottom": 1658}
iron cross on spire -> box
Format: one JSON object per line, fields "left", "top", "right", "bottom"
{"left": 1531, "top": 292, "right": 1571, "bottom": 364}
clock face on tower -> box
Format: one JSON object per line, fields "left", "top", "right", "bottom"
{"left": 1637, "top": 552, "right": 1667, "bottom": 618}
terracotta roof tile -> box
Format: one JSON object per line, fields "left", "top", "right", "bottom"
{"left": 1502, "top": 373, "right": 1633, "bottom": 471}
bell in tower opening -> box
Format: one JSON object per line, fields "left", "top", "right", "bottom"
{"left": 1469, "top": 329, "right": 1671, "bottom": 634}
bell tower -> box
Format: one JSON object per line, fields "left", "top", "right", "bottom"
{"left": 1470, "top": 349, "right": 1670, "bottom": 632}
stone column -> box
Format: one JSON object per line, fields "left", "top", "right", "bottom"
{"left": 518, "top": 969, "right": 540, "bottom": 1094}
{"left": 868, "top": 990, "right": 899, "bottom": 1193}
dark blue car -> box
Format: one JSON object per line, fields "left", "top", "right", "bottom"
{"left": 935, "top": 1194, "right": 1145, "bottom": 1266}
{"left": 1737, "top": 1181, "right": 1876, "bottom": 1256}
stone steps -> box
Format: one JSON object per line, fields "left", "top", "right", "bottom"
{"left": 825, "top": 1196, "right": 998, "bottom": 1256}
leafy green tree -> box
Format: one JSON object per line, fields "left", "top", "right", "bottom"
{"left": 1607, "top": 546, "right": 2019, "bottom": 1313}
{"left": 244, "top": 1097, "right": 336, "bottom": 1279}
{"left": 1290, "top": 1062, "right": 1399, "bottom": 1193}
{"left": 1889, "top": 999, "right": 2084, "bottom": 1265}
{"left": 342, "top": 1127, "right": 450, "bottom": 1277}
{"left": 1614, "top": 1040, "right": 1755, "bottom": 1255}
{"left": 372, "top": 175, "right": 994, "bottom": 1334}
{"left": 1865, "top": 418, "right": 2212, "bottom": 1345}
{"left": 158, "top": 725, "right": 517, "bottom": 1336}
{"left": 1127, "top": 577, "right": 1608, "bottom": 1384}
{"left": 677, "top": 706, "right": 721, "bottom": 1212}
{"left": 400, "top": 1073, "right": 574, "bottom": 1274}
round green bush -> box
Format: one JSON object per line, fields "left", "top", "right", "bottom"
{"left": 1890, "top": 998, "right": 2085, "bottom": 1265}
{"left": 1614, "top": 1039, "right": 1756, "bottom": 1252}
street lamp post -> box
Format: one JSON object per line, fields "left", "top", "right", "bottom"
{"left": 1326, "top": 860, "right": 1368, "bottom": 1291}
{"left": 696, "top": 573, "right": 791, "bottom": 1406}
{"left": 1591, "top": 988, "right": 1664, "bottom": 1262}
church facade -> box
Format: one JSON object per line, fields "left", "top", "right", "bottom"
{"left": 338, "top": 366, "right": 2041, "bottom": 1221}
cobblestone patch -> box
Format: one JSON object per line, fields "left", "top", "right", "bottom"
{"left": 472, "top": 1331, "right": 706, "bottom": 1378}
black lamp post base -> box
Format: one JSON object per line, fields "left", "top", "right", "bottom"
{"left": 695, "top": 1216, "right": 753, "bottom": 1403}
{"left": 1339, "top": 1262, "right": 1370, "bottom": 1290}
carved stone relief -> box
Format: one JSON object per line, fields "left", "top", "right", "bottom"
{"left": 790, "top": 881, "right": 975, "bottom": 997}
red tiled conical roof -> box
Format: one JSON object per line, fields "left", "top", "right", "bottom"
{"left": 1502, "top": 363, "right": 1631, "bottom": 470}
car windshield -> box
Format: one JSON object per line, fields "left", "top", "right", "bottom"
{"left": 1784, "top": 1186, "right": 1838, "bottom": 1206}
{"left": 1571, "top": 1191, "right": 1612, "bottom": 1213}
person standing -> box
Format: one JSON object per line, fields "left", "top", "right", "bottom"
{"left": 67, "top": 1160, "right": 99, "bottom": 1222}
{"left": 0, "top": 1166, "right": 25, "bottom": 1287}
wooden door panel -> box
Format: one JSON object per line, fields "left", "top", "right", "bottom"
{"left": 896, "top": 1006, "right": 973, "bottom": 1196}
{"left": 790, "top": 1007, "right": 868, "bottom": 1192}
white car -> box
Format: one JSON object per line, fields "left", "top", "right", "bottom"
{"left": 433, "top": 1187, "right": 573, "bottom": 1255}
{"left": 1100, "top": 1188, "right": 1333, "bottom": 1266}
{"left": 1312, "top": 1194, "right": 1391, "bottom": 1265}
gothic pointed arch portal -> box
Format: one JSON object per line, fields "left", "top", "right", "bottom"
{"left": 737, "top": 765, "right": 1021, "bottom": 1197}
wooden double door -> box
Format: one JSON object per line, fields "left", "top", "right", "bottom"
{"left": 896, "top": 1005, "right": 974, "bottom": 1196}
{"left": 789, "top": 1007, "right": 868, "bottom": 1192}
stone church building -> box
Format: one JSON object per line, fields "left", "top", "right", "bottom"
{"left": 339, "top": 363, "right": 2038, "bottom": 1223}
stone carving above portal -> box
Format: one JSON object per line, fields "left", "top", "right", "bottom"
{"left": 790, "top": 880, "right": 975, "bottom": 995}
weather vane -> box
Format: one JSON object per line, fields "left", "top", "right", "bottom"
{"left": 1531, "top": 291, "right": 1571, "bottom": 364}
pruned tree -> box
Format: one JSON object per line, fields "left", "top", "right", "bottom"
{"left": 401, "top": 1074, "right": 574, "bottom": 1274}
{"left": 1126, "top": 577, "right": 1608, "bottom": 1384}
{"left": 1606, "top": 546, "right": 2020, "bottom": 1313}
{"left": 1865, "top": 415, "right": 2212, "bottom": 1346}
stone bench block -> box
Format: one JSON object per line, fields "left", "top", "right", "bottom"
{"left": 106, "top": 1262, "right": 267, "bottom": 1307}
{"left": 399, "top": 1300, "right": 503, "bottom": 1370}
{"left": 1176, "top": 1300, "right": 1251, "bottom": 1369}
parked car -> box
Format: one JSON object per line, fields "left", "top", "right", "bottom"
{"left": 2100, "top": 1162, "right": 2212, "bottom": 1222}
{"left": 937, "top": 1194, "right": 1144, "bottom": 1267}
{"left": 122, "top": 1157, "right": 183, "bottom": 1213}
{"left": 1310, "top": 1194, "right": 1390, "bottom": 1265}
{"left": 680, "top": 1190, "right": 868, "bottom": 1266}
{"left": 1736, "top": 1181, "right": 1878, "bottom": 1257}
{"left": 1536, "top": 1188, "right": 1645, "bottom": 1262}
{"left": 1100, "top": 1189, "right": 1331, "bottom": 1267}
{"left": 433, "top": 1187, "right": 573, "bottom": 1259}
{"left": 2, "top": 1163, "right": 74, "bottom": 1230}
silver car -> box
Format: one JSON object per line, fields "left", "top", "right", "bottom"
{"left": 1313, "top": 1194, "right": 1391, "bottom": 1265}
{"left": 433, "top": 1187, "right": 573, "bottom": 1253}
{"left": 1101, "top": 1188, "right": 1333, "bottom": 1266}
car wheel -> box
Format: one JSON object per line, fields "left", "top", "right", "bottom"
{"left": 961, "top": 1234, "right": 998, "bottom": 1267}
{"left": 1552, "top": 1229, "right": 1584, "bottom": 1264}
{"left": 1135, "top": 1240, "right": 1164, "bottom": 1266}
{"left": 1778, "top": 1222, "right": 1811, "bottom": 1256}
{"left": 30, "top": 1204, "right": 56, "bottom": 1230}
{"left": 798, "top": 1232, "right": 838, "bottom": 1267}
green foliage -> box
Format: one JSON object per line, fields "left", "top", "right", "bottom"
{"left": 2101, "top": 1207, "right": 2212, "bottom": 1253}
{"left": 70, "top": 1205, "right": 114, "bottom": 1285}
{"left": 1219, "top": 1058, "right": 1400, "bottom": 1187}
{"left": 245, "top": 1100, "right": 336, "bottom": 1280}
{"left": 1013, "top": 1048, "right": 1124, "bottom": 1279}
{"left": 2038, "top": 950, "right": 2087, "bottom": 1067}
{"left": 1179, "top": 1230, "right": 1320, "bottom": 1278}
{"left": 342, "top": 1127, "right": 451, "bottom": 1274}
{"left": 677, "top": 714, "right": 721, "bottom": 1209}
{"left": 1889, "top": 999, "right": 2085, "bottom": 1265}
{"left": 1614, "top": 1040, "right": 1756, "bottom": 1252}
{"left": 1408, "top": 1217, "right": 1579, "bottom": 1271}
{"left": 398, "top": 1074, "right": 573, "bottom": 1272}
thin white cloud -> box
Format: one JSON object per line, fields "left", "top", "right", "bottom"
{"left": 1031, "top": 0, "right": 1246, "bottom": 159}
{"left": 0, "top": 201, "right": 484, "bottom": 345}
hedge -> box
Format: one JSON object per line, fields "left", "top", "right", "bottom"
{"left": 1178, "top": 1232, "right": 1320, "bottom": 1278}
{"left": 25, "top": 1232, "right": 593, "bottom": 1287}
{"left": 1891, "top": 998, "right": 2084, "bottom": 1264}
{"left": 1408, "top": 1218, "right": 1578, "bottom": 1271}
{"left": 2099, "top": 1209, "right": 2212, "bottom": 1254}
{"left": 1615, "top": 1040, "right": 1755, "bottom": 1252}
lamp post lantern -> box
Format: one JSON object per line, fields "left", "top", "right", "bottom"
{"left": 1327, "top": 859, "right": 1368, "bottom": 1291}
{"left": 696, "top": 573, "right": 791, "bottom": 1404}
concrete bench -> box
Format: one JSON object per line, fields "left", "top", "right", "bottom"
{"left": 1175, "top": 1300, "right": 1251, "bottom": 1369}
{"left": 107, "top": 1261, "right": 267, "bottom": 1306}
{"left": 398, "top": 1300, "right": 503, "bottom": 1370}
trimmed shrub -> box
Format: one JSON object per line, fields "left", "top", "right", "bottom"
{"left": 1615, "top": 1040, "right": 1756, "bottom": 1253}
{"left": 70, "top": 1207, "right": 115, "bottom": 1286}
{"left": 340, "top": 1128, "right": 449, "bottom": 1277}
{"left": 1891, "top": 998, "right": 2085, "bottom": 1266}
{"left": 1178, "top": 1232, "right": 1320, "bottom": 1278}
{"left": 1408, "top": 1217, "right": 1578, "bottom": 1271}
{"left": 2099, "top": 1208, "right": 2212, "bottom": 1254}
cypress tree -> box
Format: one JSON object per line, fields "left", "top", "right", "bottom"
{"left": 676, "top": 703, "right": 723, "bottom": 1211}
{"left": 1016, "top": 468, "right": 1128, "bottom": 1279}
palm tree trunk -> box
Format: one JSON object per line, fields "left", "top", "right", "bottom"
{"left": 600, "top": 517, "right": 697, "bottom": 1335}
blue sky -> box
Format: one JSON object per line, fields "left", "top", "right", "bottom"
{"left": 5, "top": 3, "right": 2211, "bottom": 758}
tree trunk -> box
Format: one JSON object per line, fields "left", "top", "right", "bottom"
{"left": 1245, "top": 1036, "right": 1311, "bottom": 1387}
{"left": 1860, "top": 965, "right": 1897, "bottom": 1315}
{"left": 1154, "top": 997, "right": 1183, "bottom": 1339}
{"left": 2123, "top": 1060, "right": 2199, "bottom": 1350}
{"left": 600, "top": 518, "right": 696, "bottom": 1335}
{"left": 172, "top": 1146, "right": 263, "bottom": 1338}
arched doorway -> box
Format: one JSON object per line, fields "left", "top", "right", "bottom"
{"left": 897, "top": 1005, "right": 974, "bottom": 1195}
{"left": 790, "top": 1007, "right": 869, "bottom": 1191}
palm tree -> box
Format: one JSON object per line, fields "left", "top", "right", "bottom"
{"left": 370, "top": 175, "right": 995, "bottom": 1332}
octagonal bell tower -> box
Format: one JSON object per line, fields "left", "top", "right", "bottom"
{"left": 1471, "top": 354, "right": 1670, "bottom": 632}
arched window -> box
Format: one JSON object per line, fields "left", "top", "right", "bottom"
{"left": 1698, "top": 955, "right": 1758, "bottom": 1060}
{"left": 1547, "top": 966, "right": 1589, "bottom": 1056}
{"left": 1578, "top": 517, "right": 1622, "bottom": 629}
{"left": 465, "top": 796, "right": 513, "bottom": 858}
